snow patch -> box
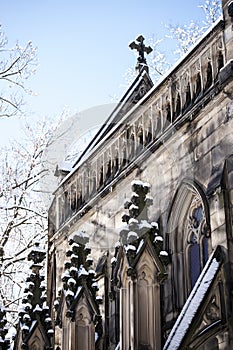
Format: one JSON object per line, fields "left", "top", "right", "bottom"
{"left": 139, "top": 220, "right": 152, "bottom": 229}
{"left": 136, "top": 239, "right": 144, "bottom": 254}
{"left": 131, "top": 179, "right": 144, "bottom": 187}
{"left": 65, "top": 290, "right": 74, "bottom": 297}
{"left": 128, "top": 231, "right": 138, "bottom": 239}
{"left": 129, "top": 218, "right": 139, "bottom": 225}
{"left": 75, "top": 286, "right": 82, "bottom": 299}
{"left": 125, "top": 245, "right": 136, "bottom": 252}
{"left": 111, "top": 257, "right": 117, "bottom": 264}
{"left": 78, "top": 265, "right": 88, "bottom": 277}
{"left": 163, "top": 253, "right": 221, "bottom": 350}
{"left": 159, "top": 250, "right": 168, "bottom": 256}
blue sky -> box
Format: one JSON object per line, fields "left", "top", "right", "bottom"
{"left": 1, "top": 0, "right": 210, "bottom": 143}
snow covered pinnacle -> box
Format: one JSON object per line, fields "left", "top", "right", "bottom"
{"left": 0, "top": 305, "right": 10, "bottom": 350}
{"left": 122, "top": 180, "right": 152, "bottom": 224}
{"left": 120, "top": 180, "right": 169, "bottom": 267}
{"left": 54, "top": 230, "right": 103, "bottom": 341}
{"left": 110, "top": 180, "right": 168, "bottom": 299}
{"left": 18, "top": 242, "right": 53, "bottom": 350}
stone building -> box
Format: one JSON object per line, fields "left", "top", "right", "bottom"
{"left": 14, "top": 0, "right": 233, "bottom": 349}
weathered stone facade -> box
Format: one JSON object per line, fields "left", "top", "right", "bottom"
{"left": 16, "top": 0, "right": 233, "bottom": 349}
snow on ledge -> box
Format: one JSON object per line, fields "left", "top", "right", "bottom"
{"left": 163, "top": 247, "right": 223, "bottom": 350}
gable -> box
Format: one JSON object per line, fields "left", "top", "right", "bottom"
{"left": 27, "top": 321, "right": 50, "bottom": 350}
{"left": 135, "top": 242, "right": 165, "bottom": 283}
{"left": 72, "top": 69, "right": 153, "bottom": 169}
{"left": 75, "top": 293, "right": 93, "bottom": 325}
{"left": 163, "top": 246, "right": 225, "bottom": 350}
{"left": 116, "top": 238, "right": 167, "bottom": 288}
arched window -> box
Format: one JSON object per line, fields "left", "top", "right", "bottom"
{"left": 187, "top": 202, "right": 209, "bottom": 289}
{"left": 167, "top": 180, "right": 211, "bottom": 311}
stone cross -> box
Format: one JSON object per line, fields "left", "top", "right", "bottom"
{"left": 129, "top": 35, "right": 153, "bottom": 64}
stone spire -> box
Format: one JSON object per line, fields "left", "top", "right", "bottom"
{"left": 119, "top": 180, "right": 169, "bottom": 268}
{"left": 54, "top": 231, "right": 103, "bottom": 342}
{"left": 18, "top": 242, "right": 53, "bottom": 349}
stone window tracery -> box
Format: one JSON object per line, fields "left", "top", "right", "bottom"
{"left": 186, "top": 201, "right": 209, "bottom": 288}
{"left": 167, "top": 181, "right": 211, "bottom": 312}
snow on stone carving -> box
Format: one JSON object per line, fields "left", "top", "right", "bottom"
{"left": 119, "top": 180, "right": 168, "bottom": 265}
{"left": 17, "top": 242, "right": 53, "bottom": 349}
{"left": 0, "top": 305, "right": 11, "bottom": 349}
{"left": 54, "top": 230, "right": 103, "bottom": 342}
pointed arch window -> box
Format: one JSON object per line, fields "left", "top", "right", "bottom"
{"left": 167, "top": 180, "right": 211, "bottom": 311}
{"left": 187, "top": 204, "right": 209, "bottom": 288}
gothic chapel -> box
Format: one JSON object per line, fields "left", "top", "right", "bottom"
{"left": 13, "top": 0, "right": 233, "bottom": 349}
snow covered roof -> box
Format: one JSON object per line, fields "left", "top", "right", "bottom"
{"left": 55, "top": 16, "right": 223, "bottom": 193}
{"left": 71, "top": 17, "right": 223, "bottom": 176}
{"left": 72, "top": 69, "right": 153, "bottom": 168}
{"left": 56, "top": 69, "right": 153, "bottom": 190}
{"left": 163, "top": 246, "right": 223, "bottom": 350}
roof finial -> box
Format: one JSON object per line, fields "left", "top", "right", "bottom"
{"left": 129, "top": 35, "right": 153, "bottom": 75}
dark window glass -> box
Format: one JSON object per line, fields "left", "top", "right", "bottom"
{"left": 190, "top": 238, "right": 201, "bottom": 288}
{"left": 203, "top": 236, "right": 209, "bottom": 265}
